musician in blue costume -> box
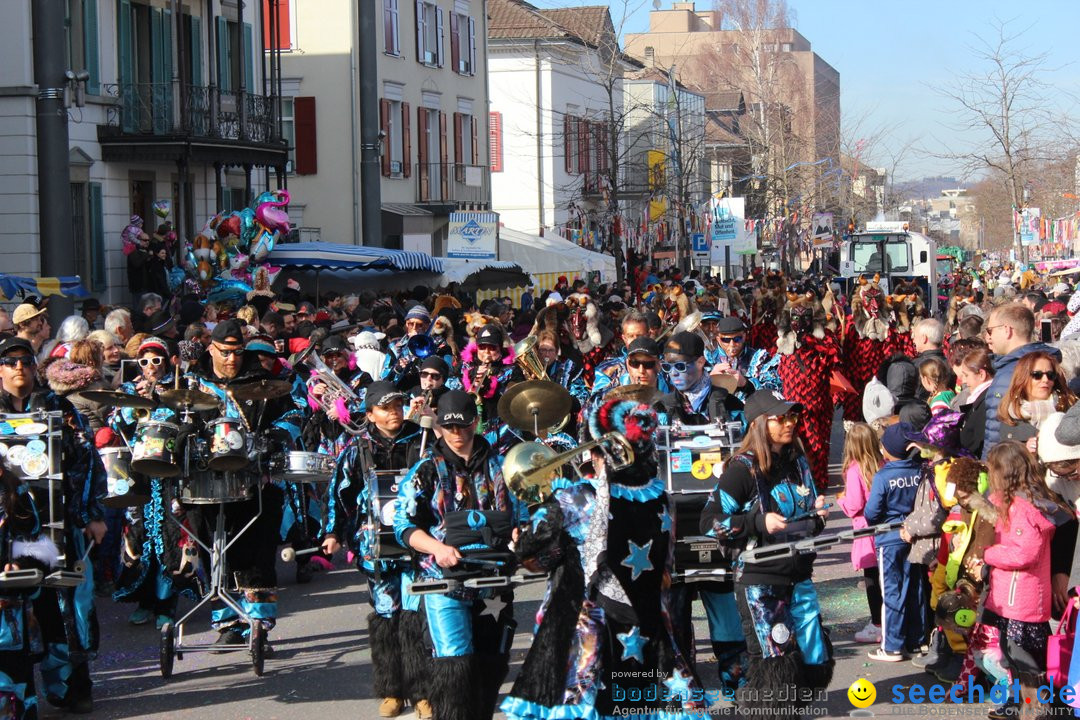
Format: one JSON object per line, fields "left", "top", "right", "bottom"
{"left": 395, "top": 390, "right": 527, "bottom": 720}
{"left": 701, "top": 390, "right": 833, "bottom": 717}
{"left": 707, "top": 316, "right": 781, "bottom": 406}
{"left": 583, "top": 338, "right": 671, "bottom": 429}
{"left": 389, "top": 306, "right": 455, "bottom": 390}
{"left": 322, "top": 381, "right": 431, "bottom": 719}
{"left": 0, "top": 337, "right": 107, "bottom": 714}
{"left": 110, "top": 337, "right": 200, "bottom": 628}
{"left": 183, "top": 320, "right": 308, "bottom": 649}
{"left": 501, "top": 399, "right": 706, "bottom": 720}
{"left": 591, "top": 311, "right": 651, "bottom": 396}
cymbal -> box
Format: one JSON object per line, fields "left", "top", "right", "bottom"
{"left": 229, "top": 378, "right": 292, "bottom": 402}
{"left": 77, "top": 390, "right": 156, "bottom": 410}
{"left": 605, "top": 383, "right": 661, "bottom": 406}
{"left": 497, "top": 380, "right": 572, "bottom": 433}
{"left": 710, "top": 373, "right": 739, "bottom": 393}
{"left": 158, "top": 388, "right": 221, "bottom": 411}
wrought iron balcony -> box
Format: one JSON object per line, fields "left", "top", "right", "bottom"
{"left": 416, "top": 163, "right": 490, "bottom": 206}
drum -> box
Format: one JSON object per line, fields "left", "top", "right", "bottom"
{"left": 100, "top": 446, "right": 150, "bottom": 509}
{"left": 206, "top": 418, "right": 249, "bottom": 471}
{"left": 363, "top": 471, "right": 407, "bottom": 561}
{"left": 131, "top": 420, "right": 181, "bottom": 477}
{"left": 281, "top": 451, "right": 334, "bottom": 484}
{"left": 179, "top": 470, "right": 250, "bottom": 504}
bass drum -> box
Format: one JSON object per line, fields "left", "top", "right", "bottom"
{"left": 179, "top": 470, "right": 250, "bottom": 505}
{"left": 100, "top": 446, "right": 150, "bottom": 509}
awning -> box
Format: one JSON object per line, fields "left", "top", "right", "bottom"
{"left": 497, "top": 227, "right": 616, "bottom": 283}
{"left": 439, "top": 258, "right": 527, "bottom": 287}
{"left": 269, "top": 241, "right": 443, "bottom": 273}
{"left": 0, "top": 274, "right": 90, "bottom": 300}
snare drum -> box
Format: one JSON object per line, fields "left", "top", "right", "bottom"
{"left": 363, "top": 471, "right": 407, "bottom": 561}
{"left": 179, "top": 470, "right": 250, "bottom": 504}
{"left": 131, "top": 420, "right": 180, "bottom": 477}
{"left": 281, "top": 451, "right": 334, "bottom": 484}
{"left": 206, "top": 418, "right": 248, "bottom": 471}
{"left": 100, "top": 446, "right": 150, "bottom": 509}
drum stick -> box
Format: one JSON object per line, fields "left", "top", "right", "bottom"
{"left": 457, "top": 557, "right": 506, "bottom": 568}
{"left": 280, "top": 546, "right": 320, "bottom": 562}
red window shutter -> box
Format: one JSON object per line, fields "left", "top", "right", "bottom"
{"left": 294, "top": 96, "right": 317, "bottom": 175}
{"left": 380, "top": 99, "right": 391, "bottom": 177}
{"left": 449, "top": 12, "right": 459, "bottom": 73}
{"left": 402, "top": 102, "right": 411, "bottom": 178}
{"left": 263, "top": 0, "right": 290, "bottom": 51}
{"left": 418, "top": 107, "right": 428, "bottom": 199}
{"left": 564, "top": 116, "right": 573, "bottom": 174}
{"left": 489, "top": 111, "right": 502, "bottom": 172}
{"left": 471, "top": 115, "right": 478, "bottom": 165}
{"left": 579, "top": 120, "right": 589, "bottom": 176}
{"left": 439, "top": 110, "right": 448, "bottom": 198}
{"left": 453, "top": 112, "right": 463, "bottom": 165}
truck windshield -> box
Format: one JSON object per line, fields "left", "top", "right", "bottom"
{"left": 850, "top": 242, "right": 910, "bottom": 274}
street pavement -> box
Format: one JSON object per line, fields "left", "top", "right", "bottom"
{"left": 47, "top": 411, "right": 997, "bottom": 719}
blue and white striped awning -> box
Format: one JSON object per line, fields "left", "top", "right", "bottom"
{"left": 269, "top": 242, "right": 443, "bottom": 273}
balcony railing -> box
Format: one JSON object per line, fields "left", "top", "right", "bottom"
{"left": 416, "top": 163, "right": 490, "bottom": 206}
{"left": 102, "top": 82, "right": 279, "bottom": 145}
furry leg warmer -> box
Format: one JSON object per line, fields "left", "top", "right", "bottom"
{"left": 736, "top": 653, "right": 805, "bottom": 719}
{"left": 398, "top": 609, "right": 433, "bottom": 704}
{"left": 368, "top": 612, "right": 404, "bottom": 699}
{"left": 475, "top": 653, "right": 509, "bottom": 720}
{"left": 429, "top": 655, "right": 475, "bottom": 720}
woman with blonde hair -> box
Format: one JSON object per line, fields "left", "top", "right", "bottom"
{"left": 839, "top": 422, "right": 884, "bottom": 644}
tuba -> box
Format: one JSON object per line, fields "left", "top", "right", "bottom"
{"left": 303, "top": 352, "right": 364, "bottom": 435}
{"left": 513, "top": 336, "right": 549, "bottom": 381}
{"left": 502, "top": 432, "right": 634, "bottom": 505}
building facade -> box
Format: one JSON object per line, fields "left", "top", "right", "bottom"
{"left": 0, "top": 0, "right": 286, "bottom": 305}
{"left": 280, "top": 0, "right": 491, "bottom": 255}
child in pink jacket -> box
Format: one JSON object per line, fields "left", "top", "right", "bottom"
{"left": 839, "top": 423, "right": 883, "bottom": 644}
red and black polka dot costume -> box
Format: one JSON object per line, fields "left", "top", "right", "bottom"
{"left": 840, "top": 316, "right": 895, "bottom": 422}
{"left": 779, "top": 333, "right": 839, "bottom": 491}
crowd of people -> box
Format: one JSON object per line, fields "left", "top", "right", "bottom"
{"left": 0, "top": 258, "right": 1078, "bottom": 718}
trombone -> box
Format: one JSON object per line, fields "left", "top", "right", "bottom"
{"left": 502, "top": 432, "right": 634, "bottom": 505}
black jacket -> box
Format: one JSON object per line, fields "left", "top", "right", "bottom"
{"left": 959, "top": 390, "right": 988, "bottom": 458}
{"left": 655, "top": 385, "right": 742, "bottom": 425}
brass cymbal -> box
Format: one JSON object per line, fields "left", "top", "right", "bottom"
{"left": 604, "top": 383, "right": 661, "bottom": 406}
{"left": 710, "top": 372, "right": 739, "bottom": 393}
{"left": 229, "top": 378, "right": 292, "bottom": 402}
{"left": 158, "top": 388, "right": 221, "bottom": 411}
{"left": 497, "top": 380, "right": 573, "bottom": 433}
{"left": 77, "top": 390, "right": 157, "bottom": 410}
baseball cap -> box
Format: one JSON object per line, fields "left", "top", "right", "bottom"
{"left": 665, "top": 331, "right": 705, "bottom": 359}
{"left": 322, "top": 335, "right": 349, "bottom": 355}
{"left": 11, "top": 304, "right": 46, "bottom": 326}
{"left": 626, "top": 338, "right": 661, "bottom": 359}
{"left": 476, "top": 325, "right": 504, "bottom": 347}
{"left": 0, "top": 337, "right": 34, "bottom": 357}
{"left": 882, "top": 422, "right": 915, "bottom": 459}
{"left": 436, "top": 389, "right": 478, "bottom": 427}
{"left": 211, "top": 319, "right": 245, "bottom": 345}
{"left": 744, "top": 389, "right": 803, "bottom": 425}
{"left": 364, "top": 381, "right": 406, "bottom": 410}
{"left": 81, "top": 298, "right": 101, "bottom": 311}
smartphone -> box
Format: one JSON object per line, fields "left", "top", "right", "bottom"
{"left": 120, "top": 358, "right": 139, "bottom": 385}
{"left": 1041, "top": 318, "right": 1053, "bottom": 343}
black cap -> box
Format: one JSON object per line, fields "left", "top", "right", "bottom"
{"left": 211, "top": 319, "right": 245, "bottom": 344}
{"left": 476, "top": 325, "right": 504, "bottom": 347}
{"left": 436, "top": 389, "right": 478, "bottom": 427}
{"left": 322, "top": 335, "right": 348, "bottom": 355}
{"left": 744, "top": 389, "right": 803, "bottom": 425}
{"left": 81, "top": 298, "right": 101, "bottom": 310}
{"left": 420, "top": 356, "right": 450, "bottom": 376}
{"left": 882, "top": 422, "right": 915, "bottom": 458}
{"left": 148, "top": 310, "right": 176, "bottom": 334}
{"left": 626, "top": 337, "right": 661, "bottom": 359}
{"left": 715, "top": 316, "right": 746, "bottom": 334}
{"left": 665, "top": 331, "right": 705, "bottom": 359}
{"left": 364, "top": 381, "right": 406, "bottom": 410}
{"left": 0, "top": 337, "right": 34, "bottom": 357}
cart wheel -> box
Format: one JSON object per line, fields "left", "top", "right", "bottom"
{"left": 250, "top": 624, "right": 265, "bottom": 677}
{"left": 160, "top": 623, "right": 175, "bottom": 679}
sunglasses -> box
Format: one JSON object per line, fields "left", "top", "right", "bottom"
{"left": 419, "top": 371, "right": 443, "bottom": 380}
{"left": 627, "top": 358, "right": 657, "bottom": 370}
{"left": 768, "top": 412, "right": 801, "bottom": 425}
{"left": 1030, "top": 370, "right": 1058, "bottom": 381}
{"left": 214, "top": 345, "right": 244, "bottom": 357}
{"left": 661, "top": 361, "right": 692, "bottom": 374}
{"left": 0, "top": 355, "right": 35, "bottom": 368}
{"left": 718, "top": 335, "right": 745, "bottom": 344}
{"left": 1047, "top": 460, "right": 1080, "bottom": 477}
{"left": 138, "top": 356, "right": 164, "bottom": 367}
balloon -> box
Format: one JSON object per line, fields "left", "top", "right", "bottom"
{"left": 197, "top": 260, "right": 213, "bottom": 286}
{"left": 238, "top": 208, "right": 257, "bottom": 249}
{"left": 153, "top": 199, "right": 171, "bottom": 219}
{"left": 182, "top": 247, "right": 198, "bottom": 272}
{"left": 250, "top": 229, "right": 276, "bottom": 262}
{"left": 167, "top": 267, "right": 185, "bottom": 292}
{"left": 207, "top": 277, "right": 252, "bottom": 303}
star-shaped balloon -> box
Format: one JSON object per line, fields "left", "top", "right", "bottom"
{"left": 616, "top": 625, "right": 648, "bottom": 664}
{"left": 658, "top": 506, "right": 672, "bottom": 533}
{"left": 620, "top": 539, "right": 653, "bottom": 582}
{"left": 663, "top": 667, "right": 692, "bottom": 702}
{"left": 481, "top": 595, "right": 507, "bottom": 620}
{"left": 530, "top": 506, "right": 549, "bottom": 533}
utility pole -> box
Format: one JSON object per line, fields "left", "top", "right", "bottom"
{"left": 357, "top": 1, "right": 384, "bottom": 247}
{"left": 32, "top": 0, "right": 75, "bottom": 320}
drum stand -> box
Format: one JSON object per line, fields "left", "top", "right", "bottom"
{"left": 160, "top": 486, "right": 266, "bottom": 678}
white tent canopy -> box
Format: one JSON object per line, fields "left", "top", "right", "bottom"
{"left": 497, "top": 227, "right": 616, "bottom": 284}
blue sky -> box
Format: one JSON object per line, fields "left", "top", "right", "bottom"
{"left": 525, "top": 0, "right": 1080, "bottom": 180}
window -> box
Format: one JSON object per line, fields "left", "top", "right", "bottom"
{"left": 66, "top": 0, "right": 100, "bottom": 94}
{"left": 280, "top": 96, "right": 295, "bottom": 172}
{"left": 217, "top": 18, "right": 252, "bottom": 92}
{"left": 417, "top": 106, "right": 445, "bottom": 201}
{"left": 563, "top": 115, "right": 589, "bottom": 176}
{"left": 449, "top": 12, "right": 475, "bottom": 75}
{"left": 454, "top": 112, "right": 474, "bottom": 166}
{"left": 416, "top": 1, "right": 443, "bottom": 67}
{"left": 380, "top": 99, "right": 411, "bottom": 178}
{"left": 489, "top": 111, "right": 502, "bottom": 172}
{"left": 384, "top": 0, "right": 400, "bottom": 55}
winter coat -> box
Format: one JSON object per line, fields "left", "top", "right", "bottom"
{"left": 959, "top": 384, "right": 989, "bottom": 457}
{"left": 864, "top": 457, "right": 922, "bottom": 547}
{"left": 983, "top": 342, "right": 1061, "bottom": 458}
{"left": 838, "top": 464, "right": 876, "bottom": 570}
{"left": 903, "top": 464, "right": 948, "bottom": 565}
{"left": 44, "top": 360, "right": 109, "bottom": 433}
{"left": 983, "top": 492, "right": 1056, "bottom": 623}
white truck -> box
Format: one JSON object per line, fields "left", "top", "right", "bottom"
{"left": 837, "top": 222, "right": 939, "bottom": 316}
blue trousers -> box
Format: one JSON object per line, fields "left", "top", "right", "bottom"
{"left": 877, "top": 542, "right": 927, "bottom": 653}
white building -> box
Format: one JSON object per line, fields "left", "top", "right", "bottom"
{"left": 487, "top": 0, "right": 632, "bottom": 238}
{"left": 0, "top": 0, "right": 286, "bottom": 305}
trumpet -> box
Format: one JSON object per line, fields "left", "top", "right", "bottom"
{"left": 406, "top": 389, "right": 433, "bottom": 423}
{"left": 502, "top": 432, "right": 634, "bottom": 505}
{"left": 304, "top": 352, "right": 364, "bottom": 435}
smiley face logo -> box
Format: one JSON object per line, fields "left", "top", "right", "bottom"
{"left": 848, "top": 678, "right": 876, "bottom": 708}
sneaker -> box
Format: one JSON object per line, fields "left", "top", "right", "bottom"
{"left": 414, "top": 699, "right": 433, "bottom": 720}
{"left": 853, "top": 623, "right": 882, "bottom": 644}
{"left": 378, "top": 697, "right": 404, "bottom": 717}
{"left": 155, "top": 615, "right": 172, "bottom": 630}
{"left": 912, "top": 628, "right": 947, "bottom": 668}
{"left": 930, "top": 655, "right": 963, "bottom": 684}
{"left": 212, "top": 628, "right": 246, "bottom": 653}
{"left": 128, "top": 607, "right": 153, "bottom": 625}
{"left": 868, "top": 648, "right": 906, "bottom": 662}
